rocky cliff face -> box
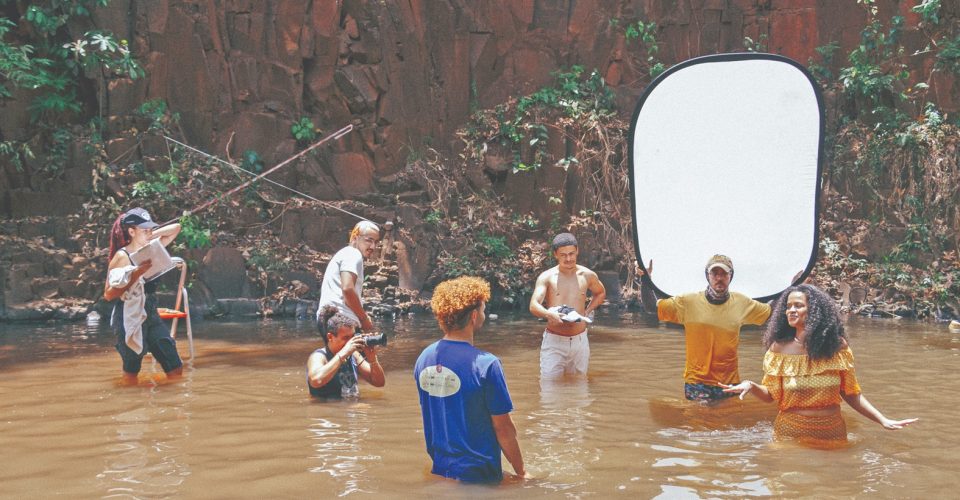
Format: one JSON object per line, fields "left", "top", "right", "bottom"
{"left": 1, "top": 0, "right": 958, "bottom": 317}
{"left": 3, "top": 1, "right": 957, "bottom": 216}
{"left": 79, "top": 0, "right": 960, "bottom": 193}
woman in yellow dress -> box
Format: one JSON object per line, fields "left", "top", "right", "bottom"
{"left": 721, "top": 284, "right": 917, "bottom": 444}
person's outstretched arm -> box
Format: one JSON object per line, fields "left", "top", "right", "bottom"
{"left": 841, "top": 393, "right": 918, "bottom": 430}
{"left": 720, "top": 381, "right": 774, "bottom": 402}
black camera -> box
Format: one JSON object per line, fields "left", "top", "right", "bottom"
{"left": 358, "top": 332, "right": 388, "bottom": 347}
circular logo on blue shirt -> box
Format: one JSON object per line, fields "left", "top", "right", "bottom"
{"left": 418, "top": 364, "right": 461, "bottom": 397}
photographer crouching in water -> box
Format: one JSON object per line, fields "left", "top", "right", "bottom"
{"left": 307, "top": 305, "right": 386, "bottom": 399}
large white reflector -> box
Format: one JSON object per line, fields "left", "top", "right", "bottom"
{"left": 630, "top": 53, "right": 823, "bottom": 300}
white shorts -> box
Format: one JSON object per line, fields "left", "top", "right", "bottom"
{"left": 540, "top": 329, "right": 589, "bottom": 378}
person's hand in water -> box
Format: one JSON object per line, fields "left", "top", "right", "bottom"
{"left": 504, "top": 470, "right": 534, "bottom": 482}
{"left": 719, "top": 381, "right": 753, "bottom": 400}
{"left": 880, "top": 417, "right": 918, "bottom": 430}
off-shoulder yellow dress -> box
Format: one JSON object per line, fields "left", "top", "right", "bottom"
{"left": 762, "top": 346, "right": 861, "bottom": 442}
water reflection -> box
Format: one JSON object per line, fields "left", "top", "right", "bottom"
{"left": 97, "top": 367, "right": 194, "bottom": 497}
{"left": 646, "top": 397, "right": 778, "bottom": 497}
{"left": 527, "top": 375, "right": 599, "bottom": 492}
{"left": 0, "top": 315, "right": 955, "bottom": 497}
{"left": 0, "top": 321, "right": 115, "bottom": 369}
{"left": 307, "top": 403, "right": 381, "bottom": 496}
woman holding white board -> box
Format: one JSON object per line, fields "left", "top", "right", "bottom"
{"left": 103, "top": 207, "right": 183, "bottom": 384}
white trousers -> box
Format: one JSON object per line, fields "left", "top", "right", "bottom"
{"left": 539, "top": 329, "right": 589, "bottom": 378}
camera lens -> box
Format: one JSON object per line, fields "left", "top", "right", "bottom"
{"left": 363, "top": 332, "right": 387, "bottom": 347}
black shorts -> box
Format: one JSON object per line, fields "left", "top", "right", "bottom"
{"left": 113, "top": 295, "right": 183, "bottom": 374}
{"left": 684, "top": 382, "right": 735, "bottom": 401}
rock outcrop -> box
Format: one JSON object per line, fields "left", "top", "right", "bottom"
{"left": 8, "top": 0, "right": 955, "bottom": 210}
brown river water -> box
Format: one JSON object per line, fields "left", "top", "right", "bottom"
{"left": 1, "top": 312, "right": 957, "bottom": 498}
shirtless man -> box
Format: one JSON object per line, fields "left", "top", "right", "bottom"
{"left": 529, "top": 233, "right": 606, "bottom": 378}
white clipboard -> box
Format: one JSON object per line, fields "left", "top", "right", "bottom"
{"left": 129, "top": 238, "right": 176, "bottom": 282}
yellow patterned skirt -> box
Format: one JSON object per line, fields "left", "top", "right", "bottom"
{"left": 774, "top": 411, "right": 847, "bottom": 445}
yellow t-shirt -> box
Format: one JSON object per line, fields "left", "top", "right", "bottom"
{"left": 658, "top": 292, "right": 771, "bottom": 386}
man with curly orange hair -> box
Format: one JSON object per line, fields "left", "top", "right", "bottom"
{"left": 414, "top": 276, "right": 528, "bottom": 483}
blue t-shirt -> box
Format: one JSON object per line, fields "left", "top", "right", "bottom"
{"left": 414, "top": 339, "right": 514, "bottom": 483}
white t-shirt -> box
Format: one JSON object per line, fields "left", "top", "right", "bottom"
{"left": 317, "top": 246, "right": 365, "bottom": 323}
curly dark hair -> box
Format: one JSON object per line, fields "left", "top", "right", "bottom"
{"left": 317, "top": 304, "right": 359, "bottom": 346}
{"left": 763, "top": 284, "right": 847, "bottom": 360}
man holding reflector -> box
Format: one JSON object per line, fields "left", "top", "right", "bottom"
{"left": 640, "top": 255, "right": 771, "bottom": 401}
{"left": 629, "top": 53, "right": 823, "bottom": 401}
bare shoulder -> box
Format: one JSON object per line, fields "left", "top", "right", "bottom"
{"left": 307, "top": 349, "right": 327, "bottom": 364}
{"left": 768, "top": 341, "right": 786, "bottom": 354}
{"left": 107, "top": 250, "right": 131, "bottom": 271}
{"left": 839, "top": 337, "right": 850, "bottom": 349}
{"left": 576, "top": 265, "right": 598, "bottom": 279}
{"left": 536, "top": 266, "right": 559, "bottom": 282}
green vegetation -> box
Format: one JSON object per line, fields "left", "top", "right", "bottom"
{"left": 138, "top": 99, "right": 179, "bottom": 131}
{"left": 469, "top": 65, "right": 615, "bottom": 173}
{"left": 131, "top": 162, "right": 180, "bottom": 200}
{"left": 805, "top": 0, "right": 960, "bottom": 318}
{"left": 291, "top": 117, "right": 318, "bottom": 144}
{"left": 240, "top": 149, "right": 264, "bottom": 174}
{"left": 743, "top": 34, "right": 768, "bottom": 53}
{"left": 236, "top": 149, "right": 265, "bottom": 205}
{"left": 826, "top": 0, "right": 958, "bottom": 130}
{"left": 512, "top": 213, "right": 539, "bottom": 229}
{"left": 424, "top": 209, "right": 443, "bottom": 225}
{"left": 439, "top": 232, "right": 530, "bottom": 306}
{"left": 476, "top": 232, "right": 511, "bottom": 259}
{"left": 807, "top": 42, "right": 841, "bottom": 84}
{"left": 0, "top": 140, "right": 33, "bottom": 170}
{"left": 838, "top": 8, "right": 908, "bottom": 127}
{"left": 177, "top": 214, "right": 213, "bottom": 249}
{"left": 249, "top": 245, "right": 290, "bottom": 274}
{"left": 935, "top": 34, "right": 960, "bottom": 74}
{"left": 0, "top": 1, "right": 143, "bottom": 122}
{"left": 0, "top": 1, "right": 145, "bottom": 177}
{"left": 618, "top": 18, "right": 665, "bottom": 78}
{"left": 911, "top": 0, "right": 941, "bottom": 24}
{"left": 817, "top": 235, "right": 960, "bottom": 319}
